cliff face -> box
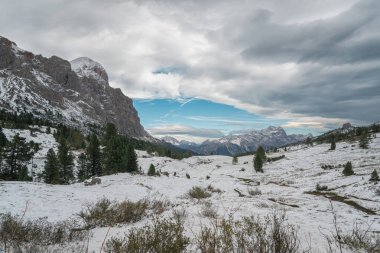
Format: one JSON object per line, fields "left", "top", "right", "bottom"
{"left": 0, "top": 36, "right": 150, "bottom": 139}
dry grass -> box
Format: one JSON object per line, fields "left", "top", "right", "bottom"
{"left": 79, "top": 198, "right": 149, "bottom": 228}
{"left": 188, "top": 186, "right": 212, "bottom": 199}
{"left": 0, "top": 213, "right": 87, "bottom": 252}
{"left": 201, "top": 201, "right": 218, "bottom": 219}
{"left": 104, "top": 216, "right": 189, "bottom": 253}
{"left": 196, "top": 211, "right": 301, "bottom": 253}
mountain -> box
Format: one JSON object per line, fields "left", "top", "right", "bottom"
{"left": 161, "top": 126, "right": 309, "bottom": 155}
{"left": 0, "top": 36, "right": 150, "bottom": 138}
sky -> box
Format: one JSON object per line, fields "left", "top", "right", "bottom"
{"left": 1, "top": 0, "right": 379, "bottom": 142}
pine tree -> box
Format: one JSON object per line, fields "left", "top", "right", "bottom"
{"left": 87, "top": 133, "right": 102, "bottom": 176}
{"left": 148, "top": 164, "right": 156, "bottom": 176}
{"left": 77, "top": 153, "right": 89, "bottom": 182}
{"left": 18, "top": 165, "right": 31, "bottom": 181}
{"left": 330, "top": 137, "right": 336, "bottom": 150}
{"left": 256, "top": 146, "right": 266, "bottom": 162}
{"left": 342, "top": 161, "right": 354, "bottom": 176}
{"left": 359, "top": 132, "right": 369, "bottom": 149}
{"left": 43, "top": 148, "right": 60, "bottom": 184}
{"left": 1, "top": 134, "right": 35, "bottom": 180}
{"left": 103, "top": 123, "right": 118, "bottom": 145}
{"left": 0, "top": 127, "right": 7, "bottom": 168}
{"left": 126, "top": 144, "right": 138, "bottom": 172}
{"left": 0, "top": 127, "right": 7, "bottom": 147}
{"left": 254, "top": 154, "right": 263, "bottom": 173}
{"left": 370, "top": 169, "right": 379, "bottom": 182}
{"left": 232, "top": 155, "right": 238, "bottom": 165}
{"left": 104, "top": 135, "right": 125, "bottom": 174}
{"left": 58, "top": 138, "right": 74, "bottom": 184}
{"left": 46, "top": 126, "right": 51, "bottom": 134}
{"left": 306, "top": 137, "right": 313, "bottom": 146}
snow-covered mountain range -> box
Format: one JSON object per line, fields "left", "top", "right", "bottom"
{"left": 161, "top": 126, "right": 310, "bottom": 155}
{"left": 0, "top": 36, "right": 150, "bottom": 139}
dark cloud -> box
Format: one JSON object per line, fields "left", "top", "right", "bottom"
{"left": 0, "top": 0, "right": 378, "bottom": 129}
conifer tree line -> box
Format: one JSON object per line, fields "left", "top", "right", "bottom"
{"left": 44, "top": 123, "right": 139, "bottom": 184}
{"left": 1, "top": 112, "right": 191, "bottom": 184}
{"left": 314, "top": 124, "right": 378, "bottom": 145}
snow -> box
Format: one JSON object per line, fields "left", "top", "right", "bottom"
{"left": 0, "top": 132, "right": 379, "bottom": 252}
{"left": 70, "top": 57, "right": 107, "bottom": 83}
{"left": 3, "top": 127, "right": 58, "bottom": 175}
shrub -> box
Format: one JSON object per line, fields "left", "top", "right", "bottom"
{"left": 206, "top": 184, "right": 222, "bottom": 193}
{"left": 267, "top": 155, "right": 285, "bottom": 162}
{"left": 369, "top": 169, "right": 379, "bottom": 182}
{"left": 148, "top": 198, "right": 171, "bottom": 215}
{"left": 104, "top": 217, "right": 189, "bottom": 253}
{"left": 201, "top": 201, "right": 218, "bottom": 219}
{"left": 196, "top": 211, "right": 300, "bottom": 253}
{"left": 188, "top": 186, "right": 211, "bottom": 199}
{"left": 328, "top": 222, "right": 380, "bottom": 252}
{"left": 79, "top": 198, "right": 148, "bottom": 228}
{"left": 248, "top": 187, "right": 262, "bottom": 196}
{"left": 0, "top": 213, "right": 86, "bottom": 251}
{"left": 316, "top": 184, "right": 328, "bottom": 191}
{"left": 232, "top": 156, "right": 238, "bottom": 165}
{"left": 343, "top": 162, "right": 354, "bottom": 176}
{"left": 148, "top": 164, "right": 156, "bottom": 176}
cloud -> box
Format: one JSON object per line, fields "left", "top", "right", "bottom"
{"left": 1, "top": 0, "right": 379, "bottom": 129}
{"left": 147, "top": 124, "right": 224, "bottom": 138}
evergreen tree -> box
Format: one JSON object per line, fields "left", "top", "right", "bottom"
{"left": 254, "top": 154, "right": 263, "bottom": 173}
{"left": 46, "top": 126, "right": 51, "bottom": 134}
{"left": 342, "top": 161, "right": 354, "bottom": 176}
{"left": 359, "top": 132, "right": 369, "bottom": 149}
{"left": 0, "top": 127, "right": 7, "bottom": 147}
{"left": 18, "top": 165, "right": 31, "bottom": 181}
{"left": 58, "top": 138, "right": 74, "bottom": 184}
{"left": 0, "top": 127, "right": 7, "bottom": 167}
{"left": 103, "top": 123, "right": 118, "bottom": 145}
{"left": 0, "top": 134, "right": 35, "bottom": 180}
{"left": 256, "top": 146, "right": 266, "bottom": 162}
{"left": 77, "top": 153, "right": 89, "bottom": 182}
{"left": 330, "top": 137, "right": 336, "bottom": 150}
{"left": 126, "top": 144, "right": 138, "bottom": 172}
{"left": 232, "top": 156, "right": 238, "bottom": 165}
{"left": 104, "top": 135, "right": 126, "bottom": 174}
{"left": 306, "top": 137, "right": 313, "bottom": 146}
{"left": 370, "top": 169, "right": 379, "bottom": 182}
{"left": 87, "top": 133, "right": 102, "bottom": 176}
{"left": 43, "top": 148, "right": 60, "bottom": 184}
{"left": 148, "top": 163, "right": 156, "bottom": 176}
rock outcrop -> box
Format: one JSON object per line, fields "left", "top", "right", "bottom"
{"left": 0, "top": 36, "right": 150, "bottom": 139}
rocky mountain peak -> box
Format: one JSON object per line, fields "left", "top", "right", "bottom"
{"left": 0, "top": 36, "right": 150, "bottom": 139}
{"left": 71, "top": 57, "right": 108, "bottom": 84}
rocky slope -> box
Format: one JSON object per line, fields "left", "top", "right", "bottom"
{"left": 162, "top": 126, "right": 309, "bottom": 155}
{"left": 0, "top": 36, "right": 150, "bottom": 138}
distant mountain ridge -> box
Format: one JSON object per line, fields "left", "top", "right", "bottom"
{"left": 161, "top": 126, "right": 310, "bottom": 155}
{"left": 0, "top": 36, "right": 150, "bottom": 139}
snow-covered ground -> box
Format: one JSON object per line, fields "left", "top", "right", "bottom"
{"left": 0, "top": 131, "right": 379, "bottom": 252}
